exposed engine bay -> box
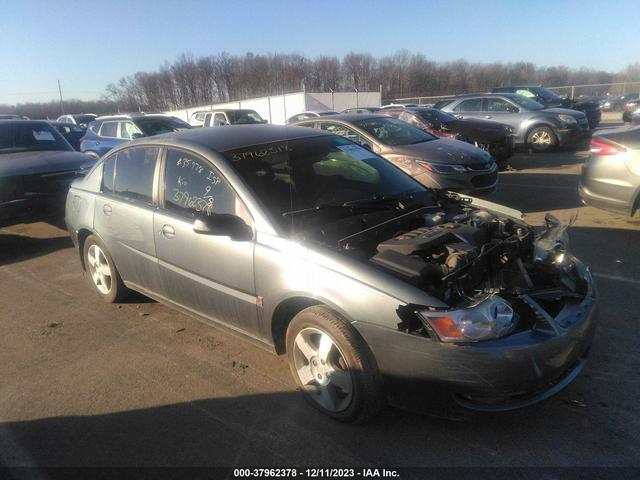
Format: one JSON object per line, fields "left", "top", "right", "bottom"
{"left": 301, "top": 196, "right": 591, "bottom": 340}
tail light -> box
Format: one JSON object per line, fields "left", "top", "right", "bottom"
{"left": 590, "top": 138, "right": 626, "bottom": 155}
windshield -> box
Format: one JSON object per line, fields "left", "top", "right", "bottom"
{"left": 0, "top": 122, "right": 72, "bottom": 153}
{"left": 532, "top": 87, "right": 562, "bottom": 101}
{"left": 222, "top": 135, "right": 426, "bottom": 230}
{"left": 415, "top": 109, "right": 456, "bottom": 123}
{"left": 228, "top": 110, "right": 264, "bottom": 124}
{"left": 510, "top": 95, "right": 545, "bottom": 111}
{"left": 354, "top": 117, "right": 437, "bottom": 145}
{"left": 134, "top": 116, "right": 191, "bottom": 136}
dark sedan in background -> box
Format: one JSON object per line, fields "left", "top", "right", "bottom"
{"left": 0, "top": 120, "right": 95, "bottom": 225}
{"left": 579, "top": 125, "right": 640, "bottom": 217}
{"left": 381, "top": 107, "right": 514, "bottom": 164}
{"left": 293, "top": 114, "right": 498, "bottom": 194}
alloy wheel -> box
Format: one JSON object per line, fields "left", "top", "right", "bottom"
{"left": 87, "top": 244, "right": 112, "bottom": 295}
{"left": 531, "top": 130, "right": 552, "bottom": 146}
{"left": 292, "top": 327, "right": 353, "bottom": 412}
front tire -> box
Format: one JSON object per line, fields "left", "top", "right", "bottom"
{"left": 527, "top": 126, "right": 557, "bottom": 152}
{"left": 286, "top": 306, "right": 384, "bottom": 423}
{"left": 83, "top": 235, "right": 128, "bottom": 303}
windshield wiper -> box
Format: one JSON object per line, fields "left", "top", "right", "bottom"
{"left": 282, "top": 200, "right": 397, "bottom": 218}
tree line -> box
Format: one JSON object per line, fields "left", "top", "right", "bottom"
{"left": 3, "top": 51, "right": 640, "bottom": 119}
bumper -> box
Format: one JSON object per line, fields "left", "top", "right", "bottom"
{"left": 0, "top": 193, "right": 66, "bottom": 226}
{"left": 578, "top": 182, "right": 633, "bottom": 216}
{"left": 357, "top": 261, "right": 597, "bottom": 411}
{"left": 556, "top": 125, "right": 590, "bottom": 147}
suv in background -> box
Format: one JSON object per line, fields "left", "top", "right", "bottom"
{"left": 492, "top": 86, "right": 601, "bottom": 129}
{"left": 202, "top": 109, "right": 266, "bottom": 127}
{"left": 80, "top": 114, "right": 191, "bottom": 158}
{"left": 56, "top": 114, "right": 98, "bottom": 128}
{"left": 437, "top": 93, "right": 590, "bottom": 152}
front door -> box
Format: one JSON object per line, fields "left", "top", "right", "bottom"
{"left": 154, "top": 148, "right": 259, "bottom": 336}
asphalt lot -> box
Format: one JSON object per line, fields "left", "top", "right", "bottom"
{"left": 1, "top": 116, "right": 639, "bottom": 469}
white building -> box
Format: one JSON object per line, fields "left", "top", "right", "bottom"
{"left": 165, "top": 90, "right": 382, "bottom": 125}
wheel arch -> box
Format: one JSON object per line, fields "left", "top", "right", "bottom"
{"left": 270, "top": 296, "right": 321, "bottom": 355}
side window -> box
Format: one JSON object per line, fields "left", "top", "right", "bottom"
{"left": 113, "top": 147, "right": 159, "bottom": 203}
{"left": 164, "top": 149, "right": 247, "bottom": 221}
{"left": 320, "top": 123, "right": 372, "bottom": 148}
{"left": 118, "top": 121, "right": 142, "bottom": 139}
{"left": 101, "top": 155, "right": 116, "bottom": 193}
{"left": 453, "top": 98, "right": 483, "bottom": 112}
{"left": 99, "top": 121, "right": 118, "bottom": 138}
{"left": 213, "top": 113, "right": 227, "bottom": 126}
{"left": 486, "top": 98, "right": 517, "bottom": 112}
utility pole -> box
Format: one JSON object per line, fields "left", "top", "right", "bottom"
{"left": 57, "top": 80, "right": 65, "bottom": 115}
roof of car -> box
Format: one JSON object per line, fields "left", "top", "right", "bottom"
{"left": 494, "top": 85, "right": 541, "bottom": 89}
{"left": 140, "top": 124, "right": 331, "bottom": 152}
{"left": 440, "top": 92, "right": 523, "bottom": 100}
{"left": 0, "top": 119, "right": 51, "bottom": 126}
{"left": 96, "top": 114, "right": 172, "bottom": 121}
{"left": 293, "top": 113, "right": 388, "bottom": 124}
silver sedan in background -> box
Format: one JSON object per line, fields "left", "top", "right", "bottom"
{"left": 579, "top": 126, "right": 640, "bottom": 217}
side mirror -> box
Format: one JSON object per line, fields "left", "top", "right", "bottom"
{"left": 193, "top": 214, "right": 252, "bottom": 241}
{"left": 131, "top": 132, "right": 144, "bottom": 139}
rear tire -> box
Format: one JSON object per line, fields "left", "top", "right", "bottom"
{"left": 286, "top": 306, "right": 385, "bottom": 424}
{"left": 527, "top": 126, "right": 557, "bottom": 152}
{"left": 82, "top": 235, "right": 128, "bottom": 303}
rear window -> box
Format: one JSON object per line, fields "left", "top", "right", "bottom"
{"left": 134, "top": 117, "right": 191, "bottom": 136}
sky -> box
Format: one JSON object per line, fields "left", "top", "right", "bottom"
{"left": 1, "top": 0, "right": 638, "bottom": 104}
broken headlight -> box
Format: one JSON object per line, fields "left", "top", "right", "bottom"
{"left": 534, "top": 213, "right": 571, "bottom": 267}
{"left": 418, "top": 296, "right": 515, "bottom": 343}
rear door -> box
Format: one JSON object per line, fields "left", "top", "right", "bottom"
{"left": 451, "top": 97, "right": 484, "bottom": 120}
{"left": 153, "top": 147, "right": 260, "bottom": 335}
{"left": 93, "top": 146, "right": 164, "bottom": 294}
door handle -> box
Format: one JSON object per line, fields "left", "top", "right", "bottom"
{"left": 102, "top": 204, "right": 112, "bottom": 215}
{"left": 161, "top": 224, "right": 175, "bottom": 239}
{"left": 484, "top": 115, "right": 493, "bottom": 119}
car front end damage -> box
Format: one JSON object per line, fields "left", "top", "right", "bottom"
{"left": 323, "top": 199, "right": 597, "bottom": 411}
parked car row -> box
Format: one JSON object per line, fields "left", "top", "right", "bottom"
{"left": 64, "top": 124, "right": 598, "bottom": 423}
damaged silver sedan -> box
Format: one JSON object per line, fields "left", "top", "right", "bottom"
{"left": 65, "top": 125, "right": 597, "bottom": 423}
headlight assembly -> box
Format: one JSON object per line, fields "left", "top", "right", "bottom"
{"left": 558, "top": 114, "right": 577, "bottom": 125}
{"left": 418, "top": 296, "right": 516, "bottom": 343}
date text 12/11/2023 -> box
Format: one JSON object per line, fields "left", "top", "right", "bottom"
{"left": 233, "top": 468, "right": 400, "bottom": 478}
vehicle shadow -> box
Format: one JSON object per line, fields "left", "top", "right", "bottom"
{"left": 0, "top": 233, "right": 73, "bottom": 267}
{"left": 508, "top": 149, "right": 588, "bottom": 171}
{"left": 490, "top": 172, "right": 583, "bottom": 212}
